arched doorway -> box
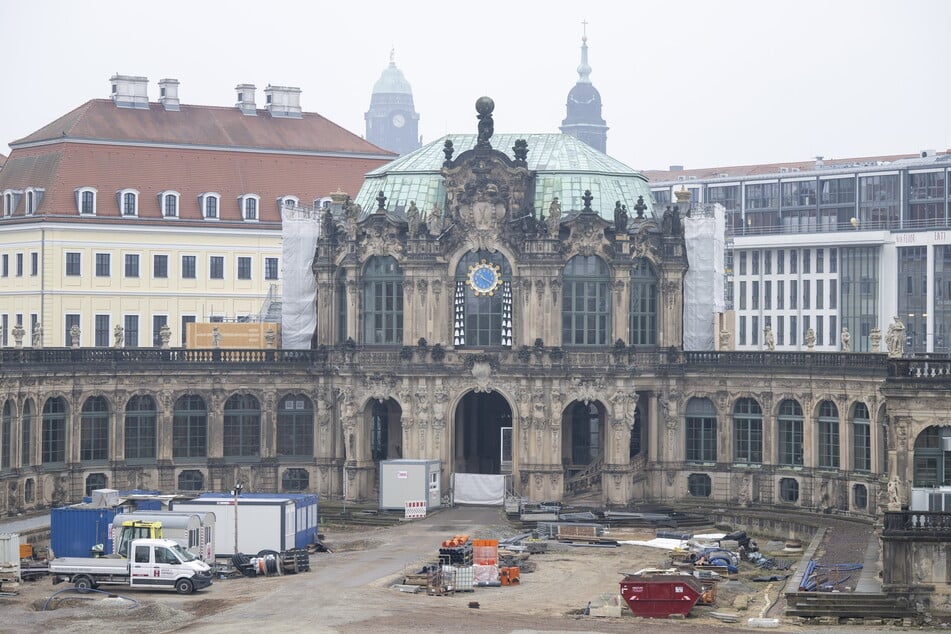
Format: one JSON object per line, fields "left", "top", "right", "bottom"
{"left": 453, "top": 391, "right": 512, "bottom": 475}
{"left": 369, "top": 398, "right": 403, "bottom": 462}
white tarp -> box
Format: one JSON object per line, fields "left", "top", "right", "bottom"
{"left": 452, "top": 473, "right": 506, "bottom": 506}
{"left": 683, "top": 203, "right": 726, "bottom": 351}
{"left": 281, "top": 206, "right": 321, "bottom": 349}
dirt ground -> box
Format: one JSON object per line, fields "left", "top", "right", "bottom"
{"left": 0, "top": 507, "right": 907, "bottom": 634}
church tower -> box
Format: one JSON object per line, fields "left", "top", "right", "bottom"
{"left": 365, "top": 50, "right": 421, "bottom": 156}
{"left": 559, "top": 27, "right": 608, "bottom": 154}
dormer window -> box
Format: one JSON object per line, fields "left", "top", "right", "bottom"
{"left": 315, "top": 197, "right": 332, "bottom": 210}
{"left": 199, "top": 192, "right": 220, "bottom": 220}
{"left": 117, "top": 188, "right": 139, "bottom": 216}
{"left": 76, "top": 187, "right": 98, "bottom": 215}
{"left": 239, "top": 194, "right": 260, "bottom": 221}
{"left": 278, "top": 195, "right": 299, "bottom": 210}
{"left": 3, "top": 190, "right": 18, "bottom": 216}
{"left": 23, "top": 187, "right": 44, "bottom": 215}
{"left": 158, "top": 191, "right": 180, "bottom": 218}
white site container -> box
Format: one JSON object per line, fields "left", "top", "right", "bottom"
{"left": 0, "top": 533, "right": 21, "bottom": 584}
{"left": 172, "top": 497, "right": 296, "bottom": 558}
{"left": 379, "top": 459, "right": 441, "bottom": 511}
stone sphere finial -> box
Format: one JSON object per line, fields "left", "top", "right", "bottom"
{"left": 475, "top": 96, "right": 494, "bottom": 115}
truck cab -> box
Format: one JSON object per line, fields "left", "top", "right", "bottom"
{"left": 115, "top": 520, "right": 162, "bottom": 558}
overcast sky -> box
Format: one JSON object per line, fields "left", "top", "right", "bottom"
{"left": 2, "top": 0, "right": 949, "bottom": 172}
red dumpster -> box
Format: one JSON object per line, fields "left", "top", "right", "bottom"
{"left": 619, "top": 569, "right": 703, "bottom": 618}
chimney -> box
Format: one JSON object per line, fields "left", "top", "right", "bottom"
{"left": 158, "top": 78, "right": 180, "bottom": 111}
{"left": 669, "top": 165, "right": 684, "bottom": 172}
{"left": 235, "top": 84, "right": 257, "bottom": 116}
{"left": 110, "top": 74, "right": 149, "bottom": 109}
{"left": 815, "top": 155, "right": 824, "bottom": 169}
{"left": 264, "top": 85, "right": 302, "bottom": 119}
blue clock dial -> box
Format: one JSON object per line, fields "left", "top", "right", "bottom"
{"left": 467, "top": 261, "right": 501, "bottom": 295}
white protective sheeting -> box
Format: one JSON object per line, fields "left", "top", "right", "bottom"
{"left": 452, "top": 473, "right": 506, "bottom": 505}
{"left": 683, "top": 204, "right": 726, "bottom": 351}
{"left": 281, "top": 206, "right": 321, "bottom": 349}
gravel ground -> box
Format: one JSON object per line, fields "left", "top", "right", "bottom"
{"left": 0, "top": 507, "right": 910, "bottom": 634}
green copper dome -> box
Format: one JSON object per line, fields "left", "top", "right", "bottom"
{"left": 355, "top": 133, "right": 654, "bottom": 221}
{"left": 372, "top": 61, "right": 413, "bottom": 95}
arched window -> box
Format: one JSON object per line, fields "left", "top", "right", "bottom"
{"left": 733, "top": 398, "right": 762, "bottom": 464}
{"left": 178, "top": 469, "right": 205, "bottom": 491}
{"left": 371, "top": 401, "right": 389, "bottom": 462}
{"left": 563, "top": 255, "right": 610, "bottom": 346}
{"left": 85, "top": 473, "right": 108, "bottom": 497}
{"left": 173, "top": 395, "right": 207, "bottom": 458}
{"left": 852, "top": 402, "right": 871, "bottom": 472}
{"left": 21, "top": 398, "right": 34, "bottom": 467}
{"left": 1, "top": 400, "right": 12, "bottom": 471}
{"left": 853, "top": 484, "right": 868, "bottom": 509}
{"left": 80, "top": 396, "right": 110, "bottom": 462}
{"left": 224, "top": 394, "right": 260, "bottom": 458}
{"left": 570, "top": 402, "right": 602, "bottom": 465}
{"left": 777, "top": 399, "right": 804, "bottom": 467}
{"left": 277, "top": 394, "right": 314, "bottom": 457}
{"left": 199, "top": 192, "right": 220, "bottom": 219}
{"left": 159, "top": 191, "right": 179, "bottom": 218}
{"left": 125, "top": 395, "right": 157, "bottom": 461}
{"left": 630, "top": 258, "right": 657, "bottom": 346}
{"left": 454, "top": 250, "right": 512, "bottom": 347}
{"left": 282, "top": 468, "right": 310, "bottom": 492}
{"left": 913, "top": 426, "right": 951, "bottom": 487}
{"left": 362, "top": 256, "right": 403, "bottom": 345}
{"left": 76, "top": 187, "right": 97, "bottom": 215}
{"left": 118, "top": 189, "right": 139, "bottom": 216}
{"left": 42, "top": 397, "right": 68, "bottom": 464}
{"left": 629, "top": 404, "right": 642, "bottom": 459}
{"left": 336, "top": 269, "right": 348, "bottom": 344}
{"left": 239, "top": 194, "right": 260, "bottom": 221}
{"left": 818, "top": 400, "right": 840, "bottom": 469}
{"left": 685, "top": 398, "right": 717, "bottom": 463}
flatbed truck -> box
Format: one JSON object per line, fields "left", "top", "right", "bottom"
{"left": 49, "top": 538, "right": 212, "bottom": 594}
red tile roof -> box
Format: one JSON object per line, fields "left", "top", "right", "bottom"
{"left": 0, "top": 98, "right": 396, "bottom": 222}
{"left": 643, "top": 152, "right": 941, "bottom": 182}
{"left": 0, "top": 143, "right": 386, "bottom": 223}
{"left": 13, "top": 99, "right": 394, "bottom": 156}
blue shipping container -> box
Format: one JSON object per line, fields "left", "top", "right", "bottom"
{"left": 50, "top": 506, "right": 125, "bottom": 558}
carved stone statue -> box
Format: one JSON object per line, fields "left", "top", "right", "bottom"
{"left": 887, "top": 475, "right": 903, "bottom": 509}
{"left": 805, "top": 327, "right": 816, "bottom": 351}
{"left": 159, "top": 323, "right": 172, "bottom": 349}
{"left": 614, "top": 200, "right": 628, "bottom": 233}
{"left": 886, "top": 316, "right": 905, "bottom": 357}
{"left": 405, "top": 200, "right": 421, "bottom": 238}
{"left": 70, "top": 324, "right": 81, "bottom": 348}
{"left": 32, "top": 323, "right": 42, "bottom": 348}
{"left": 763, "top": 325, "right": 775, "bottom": 351}
{"left": 475, "top": 96, "right": 494, "bottom": 147}
{"left": 265, "top": 327, "right": 277, "bottom": 349}
{"left": 546, "top": 197, "right": 561, "bottom": 235}
{"left": 113, "top": 324, "right": 124, "bottom": 348}
{"left": 11, "top": 323, "right": 24, "bottom": 349}
{"left": 840, "top": 326, "right": 851, "bottom": 352}
{"left": 719, "top": 328, "right": 731, "bottom": 350}
{"left": 211, "top": 326, "right": 222, "bottom": 349}
{"left": 870, "top": 326, "right": 882, "bottom": 353}
{"left": 427, "top": 205, "right": 444, "bottom": 237}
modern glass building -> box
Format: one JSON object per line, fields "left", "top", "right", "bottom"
{"left": 648, "top": 152, "right": 951, "bottom": 353}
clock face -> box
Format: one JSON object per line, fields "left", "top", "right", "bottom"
{"left": 392, "top": 113, "right": 406, "bottom": 128}
{"left": 467, "top": 260, "right": 502, "bottom": 296}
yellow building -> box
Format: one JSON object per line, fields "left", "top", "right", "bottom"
{"left": 0, "top": 74, "right": 394, "bottom": 347}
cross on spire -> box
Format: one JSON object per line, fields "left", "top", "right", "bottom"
{"left": 581, "top": 19, "right": 588, "bottom": 39}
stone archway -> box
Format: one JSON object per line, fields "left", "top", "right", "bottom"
{"left": 453, "top": 391, "right": 512, "bottom": 475}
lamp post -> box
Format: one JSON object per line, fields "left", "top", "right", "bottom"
{"left": 232, "top": 482, "right": 243, "bottom": 556}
